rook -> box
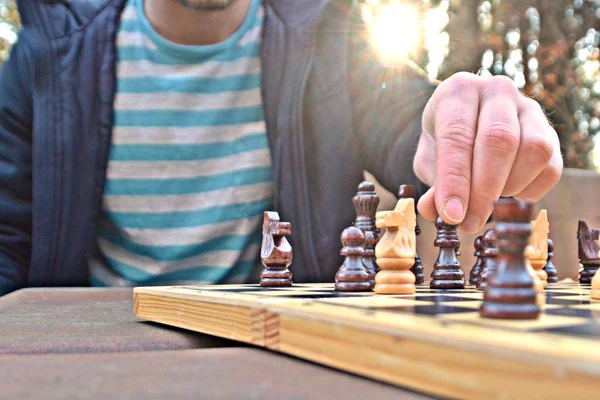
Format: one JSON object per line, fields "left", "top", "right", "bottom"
{"left": 480, "top": 198, "right": 540, "bottom": 319}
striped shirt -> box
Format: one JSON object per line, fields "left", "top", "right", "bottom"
{"left": 91, "top": 0, "right": 273, "bottom": 287}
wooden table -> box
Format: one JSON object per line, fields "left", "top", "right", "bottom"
{"left": 0, "top": 288, "right": 430, "bottom": 399}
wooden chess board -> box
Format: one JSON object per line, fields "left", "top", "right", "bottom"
{"left": 134, "top": 282, "right": 600, "bottom": 399}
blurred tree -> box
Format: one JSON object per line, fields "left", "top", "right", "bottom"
{"left": 0, "top": 0, "right": 19, "bottom": 65}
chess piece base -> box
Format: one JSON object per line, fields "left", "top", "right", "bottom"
{"left": 335, "top": 281, "right": 373, "bottom": 292}
{"left": 374, "top": 269, "right": 415, "bottom": 294}
{"left": 431, "top": 268, "right": 465, "bottom": 289}
{"left": 260, "top": 268, "right": 292, "bottom": 287}
{"left": 480, "top": 302, "right": 539, "bottom": 319}
{"left": 375, "top": 283, "right": 416, "bottom": 294}
{"left": 431, "top": 279, "right": 465, "bottom": 290}
{"left": 579, "top": 261, "right": 600, "bottom": 284}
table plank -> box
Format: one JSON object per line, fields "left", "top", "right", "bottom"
{"left": 0, "top": 288, "right": 232, "bottom": 354}
{"left": 0, "top": 347, "right": 431, "bottom": 399}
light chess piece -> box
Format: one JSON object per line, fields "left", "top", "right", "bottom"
{"left": 374, "top": 198, "right": 417, "bottom": 294}
{"left": 528, "top": 210, "right": 549, "bottom": 288}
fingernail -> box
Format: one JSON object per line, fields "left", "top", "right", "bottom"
{"left": 462, "top": 214, "right": 482, "bottom": 233}
{"left": 443, "top": 198, "right": 466, "bottom": 223}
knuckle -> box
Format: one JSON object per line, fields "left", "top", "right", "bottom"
{"left": 521, "top": 96, "right": 544, "bottom": 113}
{"left": 521, "top": 135, "right": 553, "bottom": 165}
{"left": 481, "top": 123, "right": 519, "bottom": 155}
{"left": 544, "top": 162, "right": 563, "bottom": 186}
{"left": 435, "top": 72, "right": 478, "bottom": 105}
{"left": 486, "top": 75, "right": 519, "bottom": 97}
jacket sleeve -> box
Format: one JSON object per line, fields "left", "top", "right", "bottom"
{"left": 0, "top": 36, "right": 34, "bottom": 295}
{"left": 349, "top": 4, "right": 436, "bottom": 199}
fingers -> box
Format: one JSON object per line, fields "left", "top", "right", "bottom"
{"left": 463, "top": 76, "right": 521, "bottom": 232}
{"left": 416, "top": 186, "right": 437, "bottom": 221}
{"left": 502, "top": 97, "right": 556, "bottom": 197}
{"left": 514, "top": 131, "right": 563, "bottom": 201}
{"left": 430, "top": 72, "right": 480, "bottom": 225}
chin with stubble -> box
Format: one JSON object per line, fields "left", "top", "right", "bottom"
{"left": 176, "top": 0, "right": 238, "bottom": 10}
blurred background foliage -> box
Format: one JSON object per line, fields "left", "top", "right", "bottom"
{"left": 2, "top": 0, "right": 600, "bottom": 170}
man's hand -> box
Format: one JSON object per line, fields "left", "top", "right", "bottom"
{"left": 413, "top": 72, "right": 563, "bottom": 233}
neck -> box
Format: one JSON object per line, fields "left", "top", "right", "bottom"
{"left": 144, "top": 0, "right": 252, "bottom": 46}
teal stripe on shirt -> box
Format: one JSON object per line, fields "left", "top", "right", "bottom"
{"left": 108, "top": 133, "right": 268, "bottom": 161}
{"left": 104, "top": 167, "right": 272, "bottom": 195}
{"left": 117, "top": 43, "right": 262, "bottom": 64}
{"left": 105, "top": 255, "right": 257, "bottom": 283}
{"left": 117, "top": 74, "right": 261, "bottom": 94}
{"left": 98, "top": 228, "right": 262, "bottom": 262}
{"left": 108, "top": 199, "right": 272, "bottom": 229}
{"left": 114, "top": 106, "right": 263, "bottom": 127}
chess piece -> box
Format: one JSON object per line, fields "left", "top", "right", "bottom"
{"left": 476, "top": 229, "right": 498, "bottom": 291}
{"left": 260, "top": 212, "right": 293, "bottom": 287}
{"left": 335, "top": 226, "right": 374, "bottom": 292}
{"left": 592, "top": 267, "right": 600, "bottom": 299}
{"left": 525, "top": 245, "right": 546, "bottom": 307}
{"left": 353, "top": 181, "right": 380, "bottom": 284}
{"left": 469, "top": 236, "right": 484, "bottom": 285}
{"left": 431, "top": 217, "right": 465, "bottom": 289}
{"left": 543, "top": 239, "right": 558, "bottom": 284}
{"left": 398, "top": 185, "right": 424, "bottom": 284}
{"left": 480, "top": 198, "right": 540, "bottom": 319}
{"left": 577, "top": 220, "right": 600, "bottom": 284}
{"left": 528, "top": 210, "right": 549, "bottom": 288}
{"left": 374, "top": 198, "right": 417, "bottom": 294}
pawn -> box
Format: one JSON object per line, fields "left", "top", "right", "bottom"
{"left": 469, "top": 236, "right": 484, "bottom": 285}
{"left": 260, "top": 212, "right": 293, "bottom": 287}
{"left": 398, "top": 185, "right": 424, "bottom": 284}
{"left": 544, "top": 239, "right": 558, "bottom": 284}
{"left": 335, "top": 226, "right": 374, "bottom": 292}
{"left": 480, "top": 198, "right": 540, "bottom": 319}
{"left": 431, "top": 217, "right": 465, "bottom": 289}
{"left": 477, "top": 229, "right": 498, "bottom": 291}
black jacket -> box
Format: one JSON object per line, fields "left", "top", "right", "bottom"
{"left": 0, "top": 0, "right": 434, "bottom": 294}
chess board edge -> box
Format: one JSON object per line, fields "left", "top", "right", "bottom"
{"left": 133, "top": 285, "right": 600, "bottom": 399}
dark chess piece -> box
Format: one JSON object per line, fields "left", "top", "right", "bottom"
{"left": 544, "top": 238, "right": 558, "bottom": 284}
{"left": 431, "top": 216, "right": 465, "bottom": 289}
{"left": 398, "top": 184, "right": 424, "bottom": 284}
{"left": 335, "top": 226, "right": 374, "bottom": 292}
{"left": 260, "top": 212, "right": 293, "bottom": 287}
{"left": 476, "top": 229, "right": 498, "bottom": 291}
{"left": 469, "top": 236, "right": 484, "bottom": 285}
{"left": 480, "top": 198, "right": 540, "bottom": 319}
{"left": 577, "top": 220, "right": 600, "bottom": 284}
{"left": 353, "top": 181, "right": 380, "bottom": 285}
